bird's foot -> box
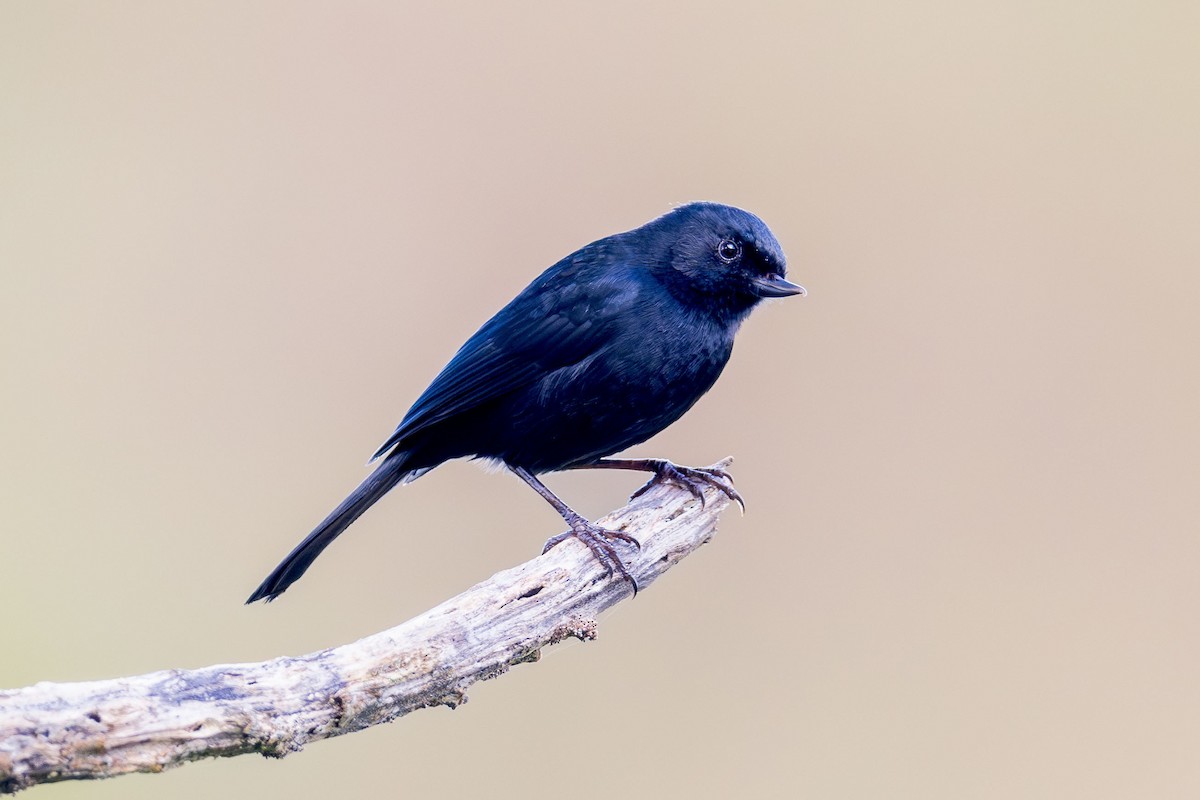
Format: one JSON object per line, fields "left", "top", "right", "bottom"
{"left": 629, "top": 459, "right": 745, "bottom": 512}
{"left": 543, "top": 516, "right": 641, "bottom": 596}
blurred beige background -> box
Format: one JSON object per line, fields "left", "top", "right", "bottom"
{"left": 3, "top": 2, "right": 1198, "bottom": 797}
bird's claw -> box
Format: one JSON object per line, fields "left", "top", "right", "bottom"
{"left": 543, "top": 519, "right": 641, "bottom": 596}
{"left": 630, "top": 460, "right": 746, "bottom": 512}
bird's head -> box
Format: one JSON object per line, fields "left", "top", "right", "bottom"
{"left": 647, "top": 202, "right": 804, "bottom": 321}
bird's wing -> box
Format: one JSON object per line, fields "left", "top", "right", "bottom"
{"left": 371, "top": 265, "right": 640, "bottom": 460}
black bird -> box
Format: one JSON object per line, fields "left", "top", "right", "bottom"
{"left": 247, "top": 202, "right": 804, "bottom": 603}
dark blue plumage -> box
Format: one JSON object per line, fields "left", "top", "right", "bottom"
{"left": 247, "top": 202, "right": 803, "bottom": 602}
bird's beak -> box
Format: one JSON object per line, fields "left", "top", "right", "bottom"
{"left": 751, "top": 273, "right": 807, "bottom": 298}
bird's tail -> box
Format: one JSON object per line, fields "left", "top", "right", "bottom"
{"left": 245, "top": 453, "right": 415, "bottom": 603}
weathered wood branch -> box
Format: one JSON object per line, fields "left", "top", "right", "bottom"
{"left": 0, "top": 459, "right": 737, "bottom": 794}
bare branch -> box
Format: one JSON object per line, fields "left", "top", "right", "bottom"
{"left": 0, "top": 459, "right": 737, "bottom": 794}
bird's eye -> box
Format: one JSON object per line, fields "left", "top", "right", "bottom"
{"left": 717, "top": 239, "right": 741, "bottom": 263}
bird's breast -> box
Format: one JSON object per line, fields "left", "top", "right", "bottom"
{"left": 488, "top": 312, "right": 734, "bottom": 471}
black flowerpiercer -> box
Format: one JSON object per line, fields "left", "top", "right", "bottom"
{"left": 247, "top": 202, "right": 804, "bottom": 602}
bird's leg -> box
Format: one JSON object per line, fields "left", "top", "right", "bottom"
{"left": 569, "top": 458, "right": 745, "bottom": 512}
{"left": 510, "top": 466, "right": 641, "bottom": 595}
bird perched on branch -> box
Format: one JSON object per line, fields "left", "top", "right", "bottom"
{"left": 247, "top": 202, "right": 804, "bottom": 603}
